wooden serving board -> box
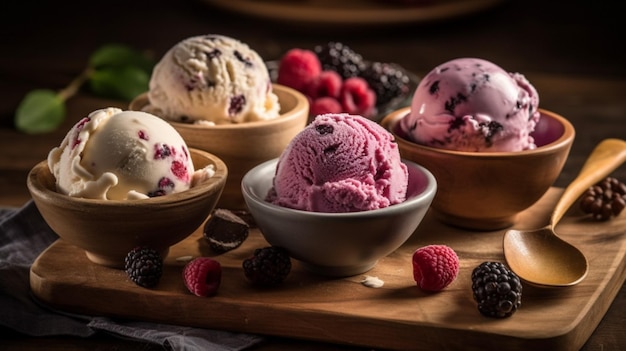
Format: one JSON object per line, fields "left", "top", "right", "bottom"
{"left": 30, "top": 188, "right": 626, "bottom": 351}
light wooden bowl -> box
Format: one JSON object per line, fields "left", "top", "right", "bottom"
{"left": 381, "top": 108, "right": 575, "bottom": 231}
{"left": 27, "top": 148, "right": 227, "bottom": 268}
{"left": 130, "top": 84, "right": 309, "bottom": 210}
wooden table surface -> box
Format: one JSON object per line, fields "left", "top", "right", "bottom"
{"left": 1, "top": 0, "right": 624, "bottom": 350}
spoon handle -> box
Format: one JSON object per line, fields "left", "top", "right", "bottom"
{"left": 551, "top": 138, "right": 626, "bottom": 226}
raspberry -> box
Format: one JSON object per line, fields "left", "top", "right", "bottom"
{"left": 412, "top": 245, "right": 459, "bottom": 292}
{"left": 361, "top": 62, "right": 410, "bottom": 107}
{"left": 242, "top": 246, "right": 291, "bottom": 286}
{"left": 310, "top": 97, "right": 342, "bottom": 116}
{"left": 183, "top": 257, "right": 222, "bottom": 297}
{"left": 307, "top": 70, "right": 343, "bottom": 99}
{"left": 277, "top": 48, "right": 322, "bottom": 93}
{"left": 125, "top": 246, "right": 163, "bottom": 288}
{"left": 471, "top": 261, "right": 522, "bottom": 318}
{"left": 339, "top": 77, "right": 377, "bottom": 118}
{"left": 314, "top": 42, "right": 366, "bottom": 79}
{"left": 579, "top": 177, "right": 626, "bottom": 221}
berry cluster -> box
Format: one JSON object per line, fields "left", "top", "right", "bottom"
{"left": 579, "top": 177, "right": 626, "bottom": 221}
{"left": 243, "top": 246, "right": 292, "bottom": 286}
{"left": 277, "top": 42, "right": 410, "bottom": 120}
{"left": 471, "top": 261, "right": 522, "bottom": 318}
{"left": 314, "top": 42, "right": 366, "bottom": 80}
{"left": 125, "top": 246, "right": 163, "bottom": 288}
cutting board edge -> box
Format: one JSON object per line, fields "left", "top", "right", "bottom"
{"left": 26, "top": 187, "right": 626, "bottom": 351}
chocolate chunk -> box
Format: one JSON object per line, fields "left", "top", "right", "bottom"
{"left": 203, "top": 209, "right": 250, "bottom": 253}
{"left": 228, "top": 209, "right": 257, "bottom": 228}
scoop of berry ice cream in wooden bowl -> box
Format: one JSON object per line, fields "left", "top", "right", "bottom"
{"left": 27, "top": 108, "right": 227, "bottom": 268}
{"left": 381, "top": 57, "right": 576, "bottom": 231}
{"left": 130, "top": 34, "right": 309, "bottom": 210}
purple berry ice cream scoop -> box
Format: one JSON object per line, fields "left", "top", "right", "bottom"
{"left": 400, "top": 57, "right": 540, "bottom": 152}
{"left": 267, "top": 113, "right": 408, "bottom": 213}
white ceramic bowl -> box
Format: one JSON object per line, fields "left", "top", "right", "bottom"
{"left": 241, "top": 158, "right": 437, "bottom": 277}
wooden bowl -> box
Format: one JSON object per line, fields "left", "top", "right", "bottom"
{"left": 27, "top": 148, "right": 227, "bottom": 268}
{"left": 381, "top": 108, "right": 575, "bottom": 231}
{"left": 130, "top": 84, "right": 309, "bottom": 210}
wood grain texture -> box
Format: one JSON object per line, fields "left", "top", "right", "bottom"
{"left": 30, "top": 188, "right": 626, "bottom": 351}
{"left": 2, "top": 1, "right": 625, "bottom": 349}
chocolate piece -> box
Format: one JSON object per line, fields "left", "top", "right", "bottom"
{"left": 229, "top": 209, "right": 257, "bottom": 228}
{"left": 203, "top": 209, "right": 250, "bottom": 253}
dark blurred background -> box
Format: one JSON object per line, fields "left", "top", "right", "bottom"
{"left": 1, "top": 1, "right": 623, "bottom": 95}
{"left": 2, "top": 0, "right": 623, "bottom": 185}
{"left": 0, "top": 3, "right": 625, "bottom": 349}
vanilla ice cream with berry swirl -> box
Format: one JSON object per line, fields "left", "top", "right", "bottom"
{"left": 48, "top": 107, "right": 213, "bottom": 200}
{"left": 145, "top": 34, "right": 280, "bottom": 125}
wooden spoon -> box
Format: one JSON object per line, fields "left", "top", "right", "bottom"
{"left": 503, "top": 138, "right": 626, "bottom": 287}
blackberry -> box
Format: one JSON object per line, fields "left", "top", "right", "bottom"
{"left": 471, "top": 261, "right": 522, "bottom": 318}
{"left": 314, "top": 42, "right": 366, "bottom": 79}
{"left": 361, "top": 62, "right": 410, "bottom": 107}
{"left": 579, "top": 177, "right": 626, "bottom": 221}
{"left": 242, "top": 246, "right": 291, "bottom": 286}
{"left": 125, "top": 246, "right": 163, "bottom": 288}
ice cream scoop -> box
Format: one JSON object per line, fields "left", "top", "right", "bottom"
{"left": 267, "top": 113, "right": 408, "bottom": 212}
{"left": 400, "top": 57, "right": 540, "bottom": 152}
{"left": 48, "top": 107, "right": 202, "bottom": 200}
{"left": 146, "top": 34, "right": 280, "bottom": 125}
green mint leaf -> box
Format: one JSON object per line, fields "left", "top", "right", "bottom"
{"left": 89, "top": 44, "right": 155, "bottom": 73}
{"left": 89, "top": 65, "right": 150, "bottom": 101}
{"left": 14, "top": 89, "right": 66, "bottom": 134}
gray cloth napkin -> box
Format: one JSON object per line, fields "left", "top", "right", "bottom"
{"left": 0, "top": 201, "right": 264, "bottom": 351}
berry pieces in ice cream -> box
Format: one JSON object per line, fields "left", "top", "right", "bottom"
{"left": 146, "top": 34, "right": 280, "bottom": 125}
{"left": 266, "top": 113, "right": 408, "bottom": 213}
{"left": 399, "top": 57, "right": 540, "bottom": 152}
{"left": 47, "top": 107, "right": 197, "bottom": 200}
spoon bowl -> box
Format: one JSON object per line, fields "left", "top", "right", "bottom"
{"left": 503, "top": 138, "right": 626, "bottom": 287}
{"left": 504, "top": 227, "right": 589, "bottom": 286}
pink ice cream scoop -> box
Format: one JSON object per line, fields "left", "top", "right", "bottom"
{"left": 267, "top": 113, "right": 408, "bottom": 213}
{"left": 399, "top": 58, "right": 540, "bottom": 152}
